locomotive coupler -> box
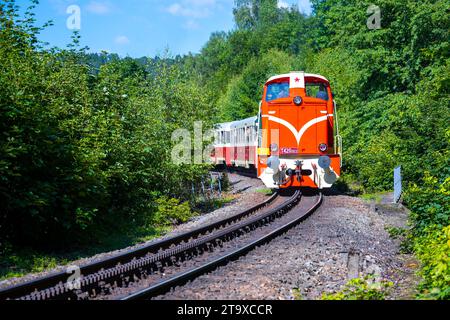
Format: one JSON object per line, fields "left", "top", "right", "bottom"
{"left": 295, "top": 160, "right": 303, "bottom": 182}
{"left": 311, "top": 163, "right": 317, "bottom": 185}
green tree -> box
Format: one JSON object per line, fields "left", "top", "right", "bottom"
{"left": 219, "top": 49, "right": 296, "bottom": 120}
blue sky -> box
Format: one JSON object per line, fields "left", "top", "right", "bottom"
{"left": 28, "top": 0, "right": 312, "bottom": 57}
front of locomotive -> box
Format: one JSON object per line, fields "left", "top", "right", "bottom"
{"left": 256, "top": 71, "right": 342, "bottom": 189}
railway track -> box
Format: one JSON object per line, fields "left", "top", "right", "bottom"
{"left": 123, "top": 191, "right": 322, "bottom": 300}
{"left": 0, "top": 188, "right": 322, "bottom": 300}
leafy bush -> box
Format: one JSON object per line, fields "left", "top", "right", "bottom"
{"left": 321, "top": 276, "right": 393, "bottom": 300}
{"left": 414, "top": 225, "right": 450, "bottom": 300}
{"left": 404, "top": 175, "right": 450, "bottom": 299}
{"left": 150, "top": 197, "right": 194, "bottom": 227}
{"left": 0, "top": 1, "right": 215, "bottom": 247}
{"left": 404, "top": 174, "right": 450, "bottom": 233}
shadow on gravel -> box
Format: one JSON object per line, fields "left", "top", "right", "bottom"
{"left": 270, "top": 187, "right": 341, "bottom": 197}
{"left": 322, "top": 179, "right": 360, "bottom": 197}
{"left": 277, "top": 187, "right": 319, "bottom": 197}
{"left": 278, "top": 184, "right": 356, "bottom": 198}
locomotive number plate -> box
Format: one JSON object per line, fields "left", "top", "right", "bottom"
{"left": 280, "top": 147, "right": 298, "bottom": 155}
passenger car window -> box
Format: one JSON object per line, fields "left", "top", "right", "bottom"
{"left": 306, "top": 83, "right": 329, "bottom": 101}
{"left": 266, "top": 82, "right": 290, "bottom": 101}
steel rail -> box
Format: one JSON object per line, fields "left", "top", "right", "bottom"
{"left": 0, "top": 191, "right": 278, "bottom": 300}
{"left": 122, "top": 192, "right": 322, "bottom": 300}
{"left": 33, "top": 190, "right": 298, "bottom": 300}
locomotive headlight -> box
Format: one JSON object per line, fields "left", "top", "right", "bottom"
{"left": 318, "top": 156, "right": 331, "bottom": 169}
{"left": 267, "top": 156, "right": 280, "bottom": 171}
{"left": 293, "top": 96, "right": 302, "bottom": 106}
{"left": 270, "top": 143, "right": 279, "bottom": 153}
{"left": 318, "top": 143, "right": 328, "bottom": 152}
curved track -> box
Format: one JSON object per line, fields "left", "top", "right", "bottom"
{"left": 122, "top": 191, "right": 322, "bottom": 300}
{"left": 0, "top": 188, "right": 321, "bottom": 300}
{"left": 0, "top": 191, "right": 278, "bottom": 300}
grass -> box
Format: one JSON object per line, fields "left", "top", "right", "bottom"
{"left": 194, "top": 195, "right": 235, "bottom": 212}
{"left": 321, "top": 276, "right": 393, "bottom": 300}
{"left": 255, "top": 187, "right": 274, "bottom": 196}
{"left": 358, "top": 191, "right": 391, "bottom": 203}
{"left": 385, "top": 226, "right": 414, "bottom": 254}
{"left": 385, "top": 226, "right": 408, "bottom": 239}
{"left": 292, "top": 288, "right": 303, "bottom": 300}
{"left": 0, "top": 251, "right": 64, "bottom": 280}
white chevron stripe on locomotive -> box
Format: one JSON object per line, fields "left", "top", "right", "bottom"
{"left": 262, "top": 114, "right": 333, "bottom": 144}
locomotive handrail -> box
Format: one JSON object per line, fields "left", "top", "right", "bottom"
{"left": 336, "top": 134, "right": 343, "bottom": 167}
{"left": 333, "top": 99, "right": 343, "bottom": 167}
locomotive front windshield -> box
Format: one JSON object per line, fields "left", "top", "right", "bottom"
{"left": 305, "top": 82, "right": 329, "bottom": 101}
{"left": 266, "top": 82, "right": 290, "bottom": 101}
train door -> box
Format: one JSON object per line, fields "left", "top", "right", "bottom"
{"left": 233, "top": 129, "right": 239, "bottom": 166}
{"left": 250, "top": 123, "right": 257, "bottom": 166}
{"left": 213, "top": 131, "right": 218, "bottom": 164}
{"left": 245, "top": 126, "right": 250, "bottom": 168}
{"left": 256, "top": 105, "right": 264, "bottom": 174}
{"left": 221, "top": 131, "right": 226, "bottom": 165}
{"left": 225, "top": 131, "right": 232, "bottom": 166}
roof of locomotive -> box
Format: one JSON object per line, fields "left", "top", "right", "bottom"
{"left": 266, "top": 71, "right": 329, "bottom": 86}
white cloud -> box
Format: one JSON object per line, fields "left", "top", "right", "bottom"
{"left": 166, "top": 0, "right": 217, "bottom": 19}
{"left": 114, "top": 35, "right": 130, "bottom": 45}
{"left": 86, "top": 1, "right": 111, "bottom": 15}
{"left": 278, "top": 0, "right": 289, "bottom": 9}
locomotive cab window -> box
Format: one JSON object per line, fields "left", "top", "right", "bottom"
{"left": 266, "top": 82, "right": 290, "bottom": 101}
{"left": 306, "top": 82, "right": 329, "bottom": 101}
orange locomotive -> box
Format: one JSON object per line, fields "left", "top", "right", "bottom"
{"left": 212, "top": 71, "right": 342, "bottom": 189}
